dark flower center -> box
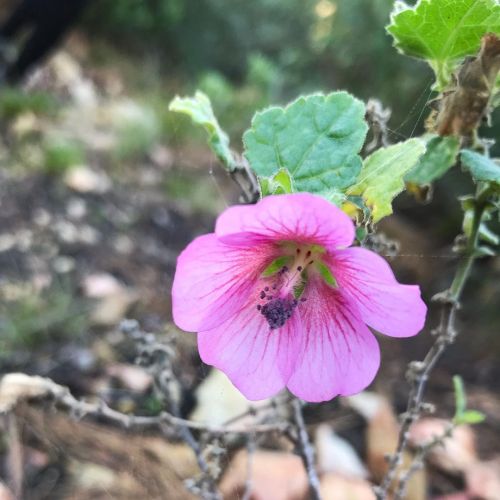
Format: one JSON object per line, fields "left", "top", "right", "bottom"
{"left": 256, "top": 248, "right": 313, "bottom": 329}
{"left": 256, "top": 244, "right": 335, "bottom": 329}
{"left": 260, "top": 297, "right": 298, "bottom": 330}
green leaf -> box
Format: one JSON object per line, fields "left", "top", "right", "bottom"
{"left": 452, "top": 376, "right": 486, "bottom": 425}
{"left": 169, "top": 91, "right": 235, "bottom": 170}
{"left": 259, "top": 168, "right": 295, "bottom": 196}
{"left": 387, "top": 0, "right": 500, "bottom": 89}
{"left": 461, "top": 150, "right": 500, "bottom": 184}
{"left": 475, "top": 245, "right": 497, "bottom": 256}
{"left": 456, "top": 410, "right": 486, "bottom": 425}
{"left": 349, "top": 138, "right": 426, "bottom": 222}
{"left": 453, "top": 375, "right": 467, "bottom": 417}
{"left": 355, "top": 226, "right": 368, "bottom": 244}
{"left": 406, "top": 135, "right": 460, "bottom": 185}
{"left": 315, "top": 261, "right": 338, "bottom": 288}
{"left": 243, "top": 92, "right": 368, "bottom": 203}
{"left": 479, "top": 223, "right": 500, "bottom": 246}
{"left": 262, "top": 255, "right": 293, "bottom": 277}
{"left": 293, "top": 277, "right": 306, "bottom": 300}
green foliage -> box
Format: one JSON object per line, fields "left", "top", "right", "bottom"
{"left": 460, "top": 193, "right": 499, "bottom": 256}
{"left": 197, "top": 55, "right": 283, "bottom": 139}
{"left": 247, "top": 54, "right": 283, "bottom": 100}
{"left": 43, "top": 138, "right": 85, "bottom": 174}
{"left": 85, "top": 0, "right": 317, "bottom": 78}
{"left": 453, "top": 375, "right": 486, "bottom": 425}
{"left": 85, "top": 0, "right": 428, "bottom": 137}
{"left": 0, "top": 87, "right": 58, "bottom": 120}
{"left": 349, "top": 138, "right": 426, "bottom": 222}
{"left": 164, "top": 169, "right": 226, "bottom": 214}
{"left": 198, "top": 72, "right": 236, "bottom": 115}
{"left": 0, "top": 282, "right": 88, "bottom": 355}
{"left": 457, "top": 410, "right": 488, "bottom": 424}
{"left": 387, "top": 0, "right": 500, "bottom": 89}
{"left": 84, "top": 0, "right": 183, "bottom": 38}
{"left": 461, "top": 150, "right": 500, "bottom": 184}
{"left": 113, "top": 104, "right": 161, "bottom": 161}
{"left": 315, "top": 261, "right": 338, "bottom": 288}
{"left": 406, "top": 135, "right": 460, "bottom": 185}
{"left": 262, "top": 256, "right": 293, "bottom": 277}
{"left": 169, "top": 91, "right": 235, "bottom": 170}
{"left": 259, "top": 169, "right": 294, "bottom": 196}
{"left": 243, "top": 92, "right": 368, "bottom": 203}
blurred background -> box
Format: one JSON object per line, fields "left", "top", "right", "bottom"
{"left": 0, "top": 0, "right": 499, "bottom": 498}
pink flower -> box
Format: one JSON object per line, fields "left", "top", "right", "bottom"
{"left": 172, "top": 193, "right": 426, "bottom": 402}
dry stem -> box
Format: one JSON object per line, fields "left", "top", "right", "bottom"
{"left": 376, "top": 188, "right": 490, "bottom": 499}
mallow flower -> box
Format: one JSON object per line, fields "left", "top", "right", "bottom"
{"left": 172, "top": 193, "right": 426, "bottom": 402}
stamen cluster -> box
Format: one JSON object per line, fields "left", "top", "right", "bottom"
{"left": 256, "top": 247, "right": 315, "bottom": 329}
{"left": 260, "top": 297, "right": 298, "bottom": 329}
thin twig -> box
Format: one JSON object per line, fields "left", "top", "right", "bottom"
{"left": 242, "top": 433, "right": 256, "bottom": 500}
{"left": 376, "top": 188, "right": 490, "bottom": 499}
{"left": 291, "top": 399, "right": 322, "bottom": 500}
{"left": 231, "top": 154, "right": 260, "bottom": 203}
{"left": 364, "top": 98, "right": 391, "bottom": 154}
{"left": 53, "top": 386, "right": 285, "bottom": 436}
{"left": 5, "top": 414, "right": 23, "bottom": 499}
{"left": 133, "top": 325, "right": 224, "bottom": 500}
{"left": 394, "top": 422, "right": 455, "bottom": 500}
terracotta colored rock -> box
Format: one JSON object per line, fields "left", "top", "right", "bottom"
{"left": 320, "top": 473, "right": 375, "bottom": 500}
{"left": 220, "top": 450, "right": 308, "bottom": 500}
{"left": 432, "top": 494, "right": 469, "bottom": 500}
{"left": 466, "top": 457, "right": 500, "bottom": 500}
{"left": 349, "top": 392, "right": 427, "bottom": 500}
{"left": 82, "top": 273, "right": 138, "bottom": 326}
{"left": 409, "top": 418, "right": 478, "bottom": 474}
{"left": 0, "top": 483, "right": 15, "bottom": 500}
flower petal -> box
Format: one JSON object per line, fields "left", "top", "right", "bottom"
{"left": 172, "top": 234, "right": 278, "bottom": 332}
{"left": 198, "top": 298, "right": 305, "bottom": 401}
{"left": 287, "top": 280, "right": 380, "bottom": 402}
{"left": 216, "top": 193, "right": 355, "bottom": 250}
{"left": 331, "top": 247, "right": 427, "bottom": 338}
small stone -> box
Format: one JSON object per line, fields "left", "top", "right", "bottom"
{"left": 15, "top": 229, "right": 33, "bottom": 252}
{"left": 113, "top": 235, "right": 134, "bottom": 254}
{"left": 82, "top": 273, "right": 137, "bottom": 327}
{"left": 78, "top": 225, "right": 100, "bottom": 245}
{"left": 149, "top": 145, "right": 173, "bottom": 169}
{"left": 0, "top": 234, "right": 16, "bottom": 253}
{"left": 106, "top": 363, "right": 153, "bottom": 393}
{"left": 54, "top": 219, "right": 79, "bottom": 244}
{"left": 315, "top": 424, "right": 368, "bottom": 478}
{"left": 190, "top": 369, "right": 271, "bottom": 426}
{"left": 11, "top": 112, "right": 39, "bottom": 138}
{"left": 33, "top": 208, "right": 51, "bottom": 227}
{"left": 52, "top": 255, "right": 76, "bottom": 273}
{"left": 66, "top": 198, "right": 87, "bottom": 220}
{"left": 64, "top": 166, "right": 111, "bottom": 193}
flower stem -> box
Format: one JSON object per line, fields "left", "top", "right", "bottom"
{"left": 448, "top": 187, "right": 486, "bottom": 301}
